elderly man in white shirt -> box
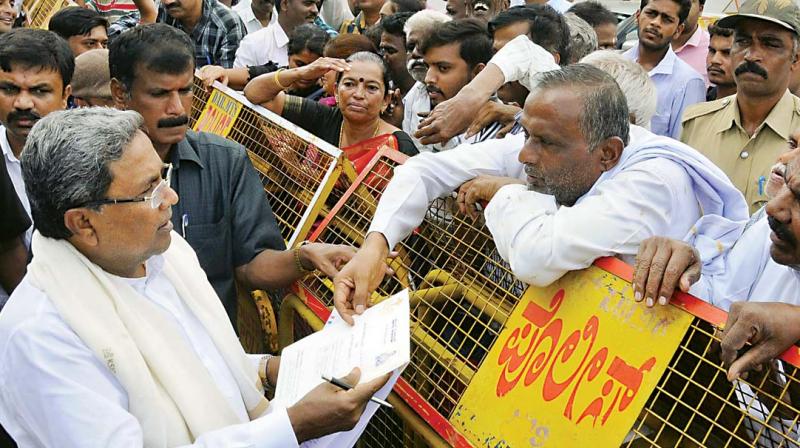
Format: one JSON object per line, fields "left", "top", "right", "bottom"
{"left": 332, "top": 63, "right": 748, "bottom": 325}
{"left": 0, "top": 108, "right": 388, "bottom": 447}
{"left": 632, "top": 133, "right": 800, "bottom": 313}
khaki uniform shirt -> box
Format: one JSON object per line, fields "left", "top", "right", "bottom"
{"left": 681, "top": 90, "right": 800, "bottom": 213}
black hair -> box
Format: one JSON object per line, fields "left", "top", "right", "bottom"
{"left": 488, "top": 5, "right": 570, "bottom": 66}
{"left": 287, "top": 23, "right": 331, "bottom": 56}
{"left": 567, "top": 1, "right": 617, "bottom": 27}
{"left": 0, "top": 28, "right": 75, "bottom": 90}
{"left": 639, "top": 0, "right": 692, "bottom": 25}
{"left": 708, "top": 22, "right": 733, "bottom": 38}
{"left": 418, "top": 18, "right": 493, "bottom": 69}
{"left": 48, "top": 6, "right": 108, "bottom": 39}
{"left": 108, "top": 23, "right": 194, "bottom": 93}
{"left": 381, "top": 11, "right": 414, "bottom": 38}
{"left": 388, "top": 0, "right": 424, "bottom": 13}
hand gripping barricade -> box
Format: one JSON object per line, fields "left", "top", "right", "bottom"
{"left": 191, "top": 78, "right": 800, "bottom": 447}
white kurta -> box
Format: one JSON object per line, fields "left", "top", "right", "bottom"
{"left": 368, "top": 124, "right": 747, "bottom": 288}
{"left": 690, "top": 213, "right": 800, "bottom": 310}
{"left": 0, "top": 255, "right": 298, "bottom": 448}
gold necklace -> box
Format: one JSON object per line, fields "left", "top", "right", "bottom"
{"left": 339, "top": 119, "right": 381, "bottom": 147}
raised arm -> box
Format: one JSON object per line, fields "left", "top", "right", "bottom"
{"left": 243, "top": 57, "right": 350, "bottom": 115}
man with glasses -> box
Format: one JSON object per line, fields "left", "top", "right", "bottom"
{"left": 110, "top": 23, "right": 355, "bottom": 325}
{"left": 0, "top": 107, "right": 390, "bottom": 446}
{"left": 0, "top": 29, "right": 74, "bottom": 250}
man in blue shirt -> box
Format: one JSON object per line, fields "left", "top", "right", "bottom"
{"left": 624, "top": 0, "right": 705, "bottom": 139}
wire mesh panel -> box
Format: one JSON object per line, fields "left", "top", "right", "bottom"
{"left": 625, "top": 305, "right": 800, "bottom": 448}
{"left": 190, "top": 76, "right": 211, "bottom": 128}
{"left": 190, "top": 81, "right": 345, "bottom": 247}
{"left": 298, "top": 148, "right": 523, "bottom": 443}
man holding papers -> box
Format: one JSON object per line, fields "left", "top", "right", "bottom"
{"left": 0, "top": 108, "right": 389, "bottom": 447}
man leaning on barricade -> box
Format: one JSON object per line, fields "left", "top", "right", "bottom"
{"left": 332, "top": 60, "right": 749, "bottom": 325}
{"left": 0, "top": 107, "right": 390, "bottom": 447}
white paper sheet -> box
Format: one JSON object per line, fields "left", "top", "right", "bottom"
{"left": 273, "top": 289, "right": 411, "bottom": 448}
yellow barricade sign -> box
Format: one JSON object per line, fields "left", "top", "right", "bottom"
{"left": 451, "top": 265, "right": 693, "bottom": 447}
{"left": 193, "top": 89, "right": 243, "bottom": 137}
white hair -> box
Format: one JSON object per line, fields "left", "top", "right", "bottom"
{"left": 403, "top": 10, "right": 451, "bottom": 37}
{"left": 564, "top": 13, "right": 598, "bottom": 64}
{"left": 580, "top": 50, "right": 657, "bottom": 130}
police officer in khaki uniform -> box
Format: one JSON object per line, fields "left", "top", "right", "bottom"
{"left": 681, "top": 0, "right": 800, "bottom": 213}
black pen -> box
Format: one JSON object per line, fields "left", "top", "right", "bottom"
{"left": 321, "top": 375, "right": 394, "bottom": 409}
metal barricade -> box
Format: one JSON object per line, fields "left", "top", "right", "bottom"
{"left": 191, "top": 79, "right": 351, "bottom": 248}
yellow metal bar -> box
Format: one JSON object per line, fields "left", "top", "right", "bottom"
{"left": 386, "top": 392, "right": 451, "bottom": 448}
{"left": 278, "top": 293, "right": 325, "bottom": 349}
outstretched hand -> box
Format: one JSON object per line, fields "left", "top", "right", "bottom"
{"left": 333, "top": 233, "right": 396, "bottom": 325}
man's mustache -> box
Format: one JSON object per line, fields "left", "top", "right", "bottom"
{"left": 426, "top": 85, "right": 443, "bottom": 96}
{"left": 7, "top": 109, "right": 41, "bottom": 124}
{"left": 735, "top": 61, "right": 768, "bottom": 79}
{"left": 157, "top": 115, "right": 189, "bottom": 128}
{"left": 769, "top": 215, "right": 796, "bottom": 247}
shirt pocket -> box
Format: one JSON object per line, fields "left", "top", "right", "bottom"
{"left": 185, "top": 217, "right": 231, "bottom": 282}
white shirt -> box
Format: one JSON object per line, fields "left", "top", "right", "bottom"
{"left": 369, "top": 132, "right": 528, "bottom": 248}
{"left": 690, "top": 213, "right": 800, "bottom": 310}
{"left": 319, "top": 0, "right": 353, "bottom": 31}
{"left": 234, "top": 22, "right": 290, "bottom": 68}
{"left": 232, "top": 0, "right": 277, "bottom": 33}
{"left": 0, "top": 255, "right": 299, "bottom": 448}
{"left": 369, "top": 126, "right": 706, "bottom": 288}
{"left": 489, "top": 34, "right": 560, "bottom": 92}
{"left": 1, "top": 126, "right": 31, "bottom": 247}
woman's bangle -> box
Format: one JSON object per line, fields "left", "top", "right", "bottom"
{"left": 273, "top": 68, "right": 291, "bottom": 90}
{"left": 294, "top": 241, "right": 315, "bottom": 274}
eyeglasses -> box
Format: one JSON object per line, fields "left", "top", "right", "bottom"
{"left": 77, "top": 163, "right": 173, "bottom": 210}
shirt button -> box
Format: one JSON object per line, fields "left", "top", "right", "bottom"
{"left": 740, "top": 150, "right": 750, "bottom": 159}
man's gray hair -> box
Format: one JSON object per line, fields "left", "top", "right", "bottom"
{"left": 21, "top": 107, "right": 144, "bottom": 239}
{"left": 581, "top": 50, "right": 657, "bottom": 130}
{"left": 563, "top": 13, "right": 598, "bottom": 64}
{"left": 530, "top": 64, "right": 630, "bottom": 149}
{"left": 403, "top": 9, "right": 451, "bottom": 37}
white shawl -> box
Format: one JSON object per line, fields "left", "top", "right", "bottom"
{"left": 27, "top": 231, "right": 269, "bottom": 447}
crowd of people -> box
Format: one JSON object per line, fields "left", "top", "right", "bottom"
{"left": 1, "top": 0, "right": 800, "bottom": 444}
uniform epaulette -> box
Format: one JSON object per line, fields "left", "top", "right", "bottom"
{"left": 681, "top": 95, "right": 733, "bottom": 124}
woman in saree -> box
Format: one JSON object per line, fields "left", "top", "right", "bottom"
{"left": 243, "top": 50, "right": 418, "bottom": 172}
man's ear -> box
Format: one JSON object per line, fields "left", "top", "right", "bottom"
{"left": 61, "top": 84, "right": 72, "bottom": 109}
{"left": 597, "top": 136, "right": 625, "bottom": 171}
{"left": 110, "top": 78, "right": 129, "bottom": 109}
{"left": 471, "top": 62, "right": 486, "bottom": 78}
{"left": 551, "top": 52, "right": 560, "bottom": 65}
{"left": 64, "top": 208, "right": 100, "bottom": 248}
{"left": 673, "top": 22, "right": 685, "bottom": 39}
